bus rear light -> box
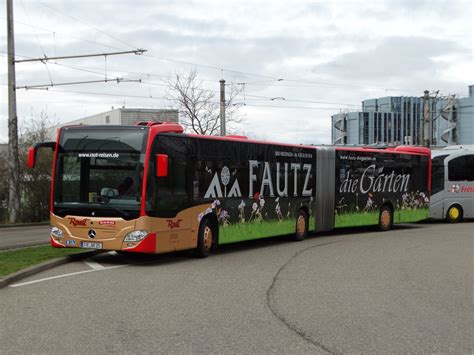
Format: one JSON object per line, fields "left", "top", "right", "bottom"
{"left": 124, "top": 230, "right": 149, "bottom": 242}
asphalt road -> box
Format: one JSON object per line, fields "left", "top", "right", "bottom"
{"left": 1, "top": 222, "right": 472, "bottom": 353}
{"left": 0, "top": 224, "right": 50, "bottom": 249}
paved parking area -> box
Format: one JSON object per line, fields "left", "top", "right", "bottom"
{"left": 1, "top": 222, "right": 472, "bottom": 353}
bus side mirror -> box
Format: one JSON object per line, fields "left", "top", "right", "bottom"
{"left": 27, "top": 142, "right": 56, "bottom": 169}
{"left": 27, "top": 147, "right": 36, "bottom": 169}
{"left": 156, "top": 154, "right": 168, "bottom": 177}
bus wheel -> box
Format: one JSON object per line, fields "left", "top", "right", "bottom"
{"left": 378, "top": 205, "right": 393, "bottom": 231}
{"left": 446, "top": 205, "right": 463, "bottom": 223}
{"left": 294, "top": 209, "right": 308, "bottom": 241}
{"left": 196, "top": 219, "right": 214, "bottom": 258}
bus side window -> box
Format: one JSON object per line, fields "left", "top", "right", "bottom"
{"left": 448, "top": 155, "right": 474, "bottom": 182}
{"left": 431, "top": 155, "right": 448, "bottom": 195}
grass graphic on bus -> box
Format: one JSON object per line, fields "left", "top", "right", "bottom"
{"left": 198, "top": 194, "right": 308, "bottom": 244}
{"left": 335, "top": 190, "right": 430, "bottom": 227}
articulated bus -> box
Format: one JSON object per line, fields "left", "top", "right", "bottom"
{"left": 28, "top": 122, "right": 431, "bottom": 257}
{"left": 430, "top": 145, "right": 474, "bottom": 223}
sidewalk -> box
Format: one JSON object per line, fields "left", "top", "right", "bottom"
{"left": 0, "top": 224, "right": 50, "bottom": 250}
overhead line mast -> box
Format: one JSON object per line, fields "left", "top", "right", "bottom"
{"left": 6, "top": 0, "right": 19, "bottom": 223}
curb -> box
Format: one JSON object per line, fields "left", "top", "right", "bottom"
{"left": 0, "top": 242, "right": 49, "bottom": 251}
{"left": 0, "top": 222, "right": 49, "bottom": 229}
{"left": 0, "top": 249, "right": 104, "bottom": 289}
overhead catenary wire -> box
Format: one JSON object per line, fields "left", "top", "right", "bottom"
{"left": 12, "top": 86, "right": 360, "bottom": 111}
{"left": 0, "top": 16, "right": 126, "bottom": 51}
{"left": 5, "top": 5, "right": 465, "bottom": 113}
{"left": 7, "top": 5, "right": 421, "bottom": 97}
{"left": 19, "top": 0, "right": 54, "bottom": 86}
{"left": 37, "top": 0, "right": 139, "bottom": 50}
{"left": 14, "top": 49, "right": 146, "bottom": 63}
{"left": 2, "top": 51, "right": 463, "bottom": 111}
{"left": 6, "top": 54, "right": 403, "bottom": 105}
{"left": 2, "top": 83, "right": 473, "bottom": 113}
{"left": 16, "top": 78, "right": 141, "bottom": 90}
{"left": 20, "top": 1, "right": 440, "bottom": 97}
{"left": 0, "top": 51, "right": 123, "bottom": 79}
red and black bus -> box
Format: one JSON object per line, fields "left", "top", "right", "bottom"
{"left": 28, "top": 122, "right": 431, "bottom": 257}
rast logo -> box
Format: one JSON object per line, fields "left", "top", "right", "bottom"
{"left": 167, "top": 219, "right": 183, "bottom": 229}
{"left": 68, "top": 217, "right": 89, "bottom": 227}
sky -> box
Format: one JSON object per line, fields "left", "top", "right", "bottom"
{"left": 1, "top": 0, "right": 473, "bottom": 144}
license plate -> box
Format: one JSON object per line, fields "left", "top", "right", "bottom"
{"left": 80, "top": 241, "right": 102, "bottom": 249}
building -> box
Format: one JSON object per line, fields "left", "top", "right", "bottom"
{"left": 331, "top": 85, "right": 474, "bottom": 147}
{"left": 49, "top": 107, "right": 179, "bottom": 138}
{"left": 58, "top": 107, "right": 178, "bottom": 126}
{"left": 431, "top": 87, "right": 474, "bottom": 146}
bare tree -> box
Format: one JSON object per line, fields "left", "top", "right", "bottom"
{"left": 17, "top": 111, "right": 57, "bottom": 222}
{"left": 166, "top": 70, "right": 244, "bottom": 135}
{"left": 0, "top": 111, "right": 57, "bottom": 223}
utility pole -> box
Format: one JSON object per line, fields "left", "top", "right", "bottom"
{"left": 220, "top": 79, "right": 226, "bottom": 136}
{"left": 423, "top": 90, "right": 431, "bottom": 147}
{"left": 7, "top": 0, "right": 20, "bottom": 223}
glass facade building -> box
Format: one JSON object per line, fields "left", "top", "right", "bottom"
{"left": 331, "top": 85, "right": 473, "bottom": 147}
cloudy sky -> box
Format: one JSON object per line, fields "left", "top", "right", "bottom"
{"left": 1, "top": 0, "right": 472, "bottom": 144}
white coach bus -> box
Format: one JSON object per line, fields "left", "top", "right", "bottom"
{"left": 430, "top": 145, "right": 474, "bottom": 222}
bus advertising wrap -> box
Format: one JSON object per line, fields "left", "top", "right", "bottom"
{"left": 335, "top": 150, "right": 430, "bottom": 227}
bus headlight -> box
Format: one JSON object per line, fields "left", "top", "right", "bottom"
{"left": 124, "top": 230, "right": 149, "bottom": 242}
{"left": 51, "top": 227, "right": 63, "bottom": 239}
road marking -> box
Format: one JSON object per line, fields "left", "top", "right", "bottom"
{"left": 9, "top": 265, "right": 127, "bottom": 288}
{"left": 83, "top": 260, "right": 106, "bottom": 270}
{"left": 83, "top": 251, "right": 119, "bottom": 269}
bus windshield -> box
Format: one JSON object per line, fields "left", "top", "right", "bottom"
{"left": 53, "top": 127, "right": 148, "bottom": 220}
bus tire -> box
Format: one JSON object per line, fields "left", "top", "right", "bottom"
{"left": 294, "top": 209, "right": 308, "bottom": 241}
{"left": 378, "top": 205, "right": 393, "bottom": 231}
{"left": 196, "top": 218, "right": 214, "bottom": 258}
{"left": 446, "top": 205, "right": 463, "bottom": 223}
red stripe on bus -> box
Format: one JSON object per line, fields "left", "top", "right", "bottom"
{"left": 123, "top": 233, "right": 156, "bottom": 254}
{"left": 50, "top": 236, "right": 65, "bottom": 248}
{"left": 50, "top": 128, "right": 61, "bottom": 213}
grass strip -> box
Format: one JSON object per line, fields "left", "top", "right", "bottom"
{"left": 0, "top": 245, "right": 88, "bottom": 278}
{"left": 219, "top": 218, "right": 296, "bottom": 244}
{"left": 335, "top": 208, "right": 429, "bottom": 228}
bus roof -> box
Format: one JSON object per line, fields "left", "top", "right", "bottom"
{"left": 440, "top": 145, "right": 474, "bottom": 151}
{"left": 60, "top": 122, "right": 430, "bottom": 157}
{"left": 431, "top": 147, "right": 474, "bottom": 158}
